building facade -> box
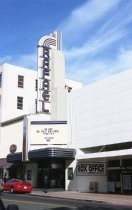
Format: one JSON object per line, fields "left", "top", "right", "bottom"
{"left": 0, "top": 31, "right": 82, "bottom": 188}
{"left": 66, "top": 69, "right": 132, "bottom": 194}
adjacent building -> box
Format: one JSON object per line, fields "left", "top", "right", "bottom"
{"left": 66, "top": 69, "right": 132, "bottom": 194}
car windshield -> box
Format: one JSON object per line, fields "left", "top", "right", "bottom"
{"left": 7, "top": 179, "right": 22, "bottom": 183}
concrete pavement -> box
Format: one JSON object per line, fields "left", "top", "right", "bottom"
{"left": 31, "top": 188, "right": 132, "bottom": 207}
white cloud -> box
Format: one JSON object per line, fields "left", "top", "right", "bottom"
{"left": 0, "top": 53, "right": 37, "bottom": 70}
{"left": 13, "top": 54, "right": 37, "bottom": 70}
{"left": 60, "top": 0, "right": 132, "bottom": 84}
{"left": 118, "top": 48, "right": 132, "bottom": 67}
{"left": 63, "top": 0, "right": 132, "bottom": 59}
{"left": 64, "top": 28, "right": 126, "bottom": 59}
{"left": 61, "top": 0, "right": 121, "bottom": 43}
{"left": 66, "top": 48, "right": 132, "bottom": 84}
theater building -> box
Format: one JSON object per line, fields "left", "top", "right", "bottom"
{"left": 0, "top": 31, "right": 82, "bottom": 188}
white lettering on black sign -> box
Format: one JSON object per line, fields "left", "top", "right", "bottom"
{"left": 76, "top": 163, "right": 106, "bottom": 176}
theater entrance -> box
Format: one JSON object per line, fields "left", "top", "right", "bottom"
{"left": 38, "top": 159, "right": 65, "bottom": 189}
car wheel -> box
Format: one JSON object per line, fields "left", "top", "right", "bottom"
{"left": 10, "top": 187, "right": 14, "bottom": 193}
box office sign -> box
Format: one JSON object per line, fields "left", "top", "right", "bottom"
{"left": 76, "top": 163, "right": 106, "bottom": 176}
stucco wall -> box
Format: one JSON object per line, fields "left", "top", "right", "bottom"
{"left": 70, "top": 69, "right": 132, "bottom": 149}
{"left": 0, "top": 120, "right": 23, "bottom": 158}
{"left": 0, "top": 63, "right": 37, "bottom": 122}
{"left": 65, "top": 160, "right": 107, "bottom": 192}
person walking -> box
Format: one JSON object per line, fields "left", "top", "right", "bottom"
{"left": 43, "top": 176, "right": 48, "bottom": 193}
{"left": 3, "top": 173, "right": 7, "bottom": 183}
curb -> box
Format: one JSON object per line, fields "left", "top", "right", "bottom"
{"left": 29, "top": 192, "right": 132, "bottom": 207}
{"left": 29, "top": 193, "right": 107, "bottom": 205}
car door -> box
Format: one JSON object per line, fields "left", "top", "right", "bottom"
{"left": 4, "top": 179, "right": 12, "bottom": 191}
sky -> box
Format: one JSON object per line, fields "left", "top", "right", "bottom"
{"left": 0, "top": 0, "right": 132, "bottom": 85}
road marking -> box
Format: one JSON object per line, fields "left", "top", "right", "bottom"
{"left": 2, "top": 198, "right": 77, "bottom": 209}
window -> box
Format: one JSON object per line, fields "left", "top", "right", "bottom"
{"left": 35, "top": 99, "right": 37, "bottom": 113}
{"left": 18, "top": 75, "right": 24, "bottom": 88}
{"left": 0, "top": 73, "right": 2, "bottom": 88}
{"left": 35, "top": 79, "right": 38, "bottom": 91}
{"left": 17, "top": 96, "right": 23, "bottom": 109}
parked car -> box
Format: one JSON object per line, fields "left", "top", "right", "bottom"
{"left": 3, "top": 178, "right": 32, "bottom": 193}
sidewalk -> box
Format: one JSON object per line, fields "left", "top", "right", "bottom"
{"left": 31, "top": 188, "right": 132, "bottom": 207}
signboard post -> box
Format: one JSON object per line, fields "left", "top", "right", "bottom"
{"left": 68, "top": 168, "right": 73, "bottom": 180}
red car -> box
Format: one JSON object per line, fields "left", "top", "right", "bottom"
{"left": 3, "top": 178, "right": 32, "bottom": 193}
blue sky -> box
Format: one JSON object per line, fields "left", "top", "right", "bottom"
{"left": 0, "top": 0, "right": 132, "bottom": 85}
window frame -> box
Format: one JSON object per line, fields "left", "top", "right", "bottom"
{"left": 18, "top": 75, "right": 24, "bottom": 88}
{"left": 0, "top": 73, "right": 2, "bottom": 88}
{"left": 17, "top": 96, "right": 23, "bottom": 109}
{"left": 35, "top": 79, "right": 38, "bottom": 91}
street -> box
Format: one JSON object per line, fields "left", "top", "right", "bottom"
{"left": 0, "top": 193, "right": 132, "bottom": 210}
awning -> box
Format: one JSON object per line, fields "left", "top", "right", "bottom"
{"left": 76, "top": 148, "right": 132, "bottom": 161}
{"left": 7, "top": 147, "right": 76, "bottom": 163}
{"left": 28, "top": 147, "right": 76, "bottom": 160}
{"left": 0, "top": 158, "right": 13, "bottom": 169}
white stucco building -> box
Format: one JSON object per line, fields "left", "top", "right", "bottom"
{"left": 0, "top": 31, "right": 82, "bottom": 189}
{"left": 66, "top": 69, "right": 132, "bottom": 194}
